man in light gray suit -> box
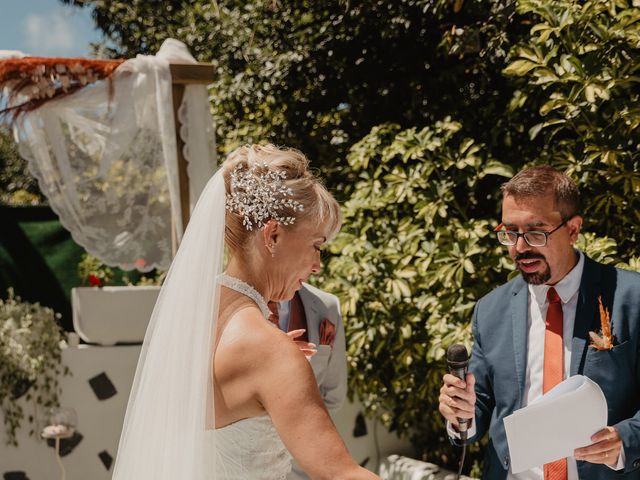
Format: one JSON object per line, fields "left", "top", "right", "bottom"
{"left": 271, "top": 282, "right": 348, "bottom": 480}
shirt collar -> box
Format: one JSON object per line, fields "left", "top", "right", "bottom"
{"left": 529, "top": 250, "right": 584, "bottom": 305}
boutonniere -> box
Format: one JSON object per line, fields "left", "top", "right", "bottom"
{"left": 588, "top": 295, "right": 615, "bottom": 350}
{"left": 319, "top": 318, "right": 336, "bottom": 347}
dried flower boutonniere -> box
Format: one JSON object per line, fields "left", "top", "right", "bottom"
{"left": 588, "top": 296, "right": 615, "bottom": 350}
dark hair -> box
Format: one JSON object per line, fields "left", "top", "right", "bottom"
{"left": 500, "top": 165, "right": 580, "bottom": 220}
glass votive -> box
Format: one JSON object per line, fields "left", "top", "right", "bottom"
{"left": 41, "top": 407, "right": 77, "bottom": 439}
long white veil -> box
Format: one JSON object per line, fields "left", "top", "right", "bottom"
{"left": 112, "top": 169, "right": 225, "bottom": 479}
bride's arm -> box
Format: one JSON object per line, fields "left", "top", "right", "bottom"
{"left": 251, "top": 328, "right": 380, "bottom": 480}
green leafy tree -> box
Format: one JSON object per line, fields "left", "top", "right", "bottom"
{"left": 34, "top": 0, "right": 639, "bottom": 475}
{"left": 0, "top": 129, "right": 45, "bottom": 205}
{"left": 62, "top": 0, "right": 526, "bottom": 179}
{"left": 321, "top": 120, "right": 513, "bottom": 472}
{"left": 502, "top": 0, "right": 640, "bottom": 257}
{"left": 323, "top": 120, "right": 638, "bottom": 473}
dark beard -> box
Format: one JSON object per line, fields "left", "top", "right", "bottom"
{"left": 516, "top": 253, "right": 552, "bottom": 285}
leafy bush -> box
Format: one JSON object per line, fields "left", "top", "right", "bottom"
{"left": 503, "top": 0, "right": 640, "bottom": 258}
{"left": 321, "top": 119, "right": 513, "bottom": 471}
{"left": 78, "top": 253, "right": 166, "bottom": 287}
{"left": 0, "top": 129, "right": 46, "bottom": 205}
{"left": 322, "top": 119, "right": 639, "bottom": 474}
{"left": 7, "top": 0, "right": 640, "bottom": 474}
{"left": 62, "top": 0, "right": 522, "bottom": 177}
{"left": 0, "top": 290, "right": 67, "bottom": 446}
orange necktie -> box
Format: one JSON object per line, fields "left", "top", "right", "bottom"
{"left": 543, "top": 287, "right": 567, "bottom": 480}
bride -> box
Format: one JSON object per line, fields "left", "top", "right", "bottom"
{"left": 112, "top": 144, "right": 379, "bottom": 480}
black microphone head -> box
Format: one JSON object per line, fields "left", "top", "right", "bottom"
{"left": 446, "top": 344, "right": 469, "bottom": 364}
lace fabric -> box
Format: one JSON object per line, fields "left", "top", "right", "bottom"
{"left": 216, "top": 416, "right": 292, "bottom": 480}
{"left": 177, "top": 81, "right": 218, "bottom": 213}
{"left": 11, "top": 38, "right": 215, "bottom": 271}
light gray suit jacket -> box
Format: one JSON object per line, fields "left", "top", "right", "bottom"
{"left": 287, "top": 283, "right": 348, "bottom": 480}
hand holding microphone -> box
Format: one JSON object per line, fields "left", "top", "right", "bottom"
{"left": 439, "top": 344, "right": 476, "bottom": 442}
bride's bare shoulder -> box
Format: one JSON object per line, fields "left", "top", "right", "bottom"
{"left": 216, "top": 305, "right": 291, "bottom": 364}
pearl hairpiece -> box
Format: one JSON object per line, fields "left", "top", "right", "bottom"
{"left": 225, "top": 163, "right": 304, "bottom": 231}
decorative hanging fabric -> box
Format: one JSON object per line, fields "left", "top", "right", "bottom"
{"left": 0, "top": 39, "right": 216, "bottom": 271}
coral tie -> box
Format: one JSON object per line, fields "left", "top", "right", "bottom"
{"left": 543, "top": 287, "right": 567, "bottom": 480}
{"left": 267, "top": 301, "right": 279, "bottom": 327}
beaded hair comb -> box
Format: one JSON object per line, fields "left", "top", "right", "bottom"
{"left": 225, "top": 163, "right": 304, "bottom": 231}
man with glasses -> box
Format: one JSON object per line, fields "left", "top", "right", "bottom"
{"left": 438, "top": 166, "right": 640, "bottom": 479}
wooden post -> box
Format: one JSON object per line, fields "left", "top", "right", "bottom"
{"left": 169, "top": 62, "right": 215, "bottom": 255}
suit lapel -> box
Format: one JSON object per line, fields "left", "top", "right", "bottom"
{"left": 511, "top": 277, "right": 529, "bottom": 407}
{"left": 570, "top": 257, "right": 601, "bottom": 375}
{"left": 511, "top": 277, "right": 529, "bottom": 405}
{"left": 298, "top": 286, "right": 321, "bottom": 346}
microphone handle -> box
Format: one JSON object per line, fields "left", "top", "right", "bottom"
{"left": 449, "top": 364, "right": 469, "bottom": 439}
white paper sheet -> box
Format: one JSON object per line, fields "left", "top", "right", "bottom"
{"left": 503, "top": 375, "right": 608, "bottom": 474}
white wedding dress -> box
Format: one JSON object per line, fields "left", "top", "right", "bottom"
{"left": 113, "top": 172, "right": 295, "bottom": 479}
{"left": 215, "top": 415, "right": 292, "bottom": 479}
{"left": 213, "top": 275, "right": 294, "bottom": 479}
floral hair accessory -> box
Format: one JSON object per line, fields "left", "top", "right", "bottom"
{"left": 589, "top": 295, "right": 615, "bottom": 350}
{"left": 225, "top": 163, "right": 304, "bottom": 231}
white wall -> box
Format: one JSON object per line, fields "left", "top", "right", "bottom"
{"left": 1, "top": 344, "right": 414, "bottom": 480}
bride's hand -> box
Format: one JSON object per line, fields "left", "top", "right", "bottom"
{"left": 286, "top": 329, "right": 317, "bottom": 359}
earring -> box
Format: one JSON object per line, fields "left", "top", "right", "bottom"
{"left": 266, "top": 243, "right": 275, "bottom": 257}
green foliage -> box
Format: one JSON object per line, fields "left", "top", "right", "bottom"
{"left": 78, "top": 253, "right": 166, "bottom": 287}
{"left": 503, "top": 0, "right": 640, "bottom": 257}
{"left": 0, "top": 129, "right": 45, "bottom": 205}
{"left": 323, "top": 121, "right": 638, "bottom": 473}
{"left": 0, "top": 289, "right": 67, "bottom": 446}
{"left": 321, "top": 119, "right": 513, "bottom": 470}
{"left": 62, "top": 0, "right": 523, "bottom": 178}
{"left": 34, "top": 0, "right": 639, "bottom": 474}
{"left": 78, "top": 253, "right": 115, "bottom": 286}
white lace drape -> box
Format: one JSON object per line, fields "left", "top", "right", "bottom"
{"left": 9, "top": 39, "right": 216, "bottom": 271}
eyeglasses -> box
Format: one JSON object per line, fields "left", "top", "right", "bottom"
{"left": 494, "top": 218, "right": 570, "bottom": 247}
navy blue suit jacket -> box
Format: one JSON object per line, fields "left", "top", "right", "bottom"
{"left": 468, "top": 256, "right": 640, "bottom": 479}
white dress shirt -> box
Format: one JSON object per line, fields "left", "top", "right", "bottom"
{"left": 449, "top": 251, "right": 624, "bottom": 478}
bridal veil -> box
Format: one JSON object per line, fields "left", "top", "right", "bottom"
{"left": 112, "top": 169, "right": 225, "bottom": 479}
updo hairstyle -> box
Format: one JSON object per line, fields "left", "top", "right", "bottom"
{"left": 222, "top": 144, "right": 341, "bottom": 254}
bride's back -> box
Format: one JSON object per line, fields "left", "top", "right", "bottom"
{"left": 213, "top": 293, "right": 296, "bottom": 479}
{"left": 213, "top": 290, "right": 290, "bottom": 428}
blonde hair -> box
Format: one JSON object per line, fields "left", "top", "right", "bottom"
{"left": 222, "top": 144, "right": 341, "bottom": 253}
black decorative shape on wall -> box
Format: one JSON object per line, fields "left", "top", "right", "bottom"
{"left": 98, "top": 450, "right": 113, "bottom": 470}
{"left": 3, "top": 472, "right": 30, "bottom": 480}
{"left": 88, "top": 372, "right": 117, "bottom": 400}
{"left": 359, "top": 457, "right": 370, "bottom": 468}
{"left": 11, "top": 379, "right": 33, "bottom": 400}
{"left": 353, "top": 412, "right": 368, "bottom": 437}
{"left": 46, "top": 431, "right": 83, "bottom": 456}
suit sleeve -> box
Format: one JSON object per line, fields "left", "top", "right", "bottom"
{"left": 465, "top": 300, "right": 495, "bottom": 444}
{"left": 616, "top": 418, "right": 640, "bottom": 472}
{"left": 613, "top": 342, "right": 640, "bottom": 473}
{"left": 604, "top": 273, "right": 640, "bottom": 473}
{"left": 320, "top": 296, "right": 348, "bottom": 411}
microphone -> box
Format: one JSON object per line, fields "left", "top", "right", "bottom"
{"left": 446, "top": 344, "right": 470, "bottom": 442}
